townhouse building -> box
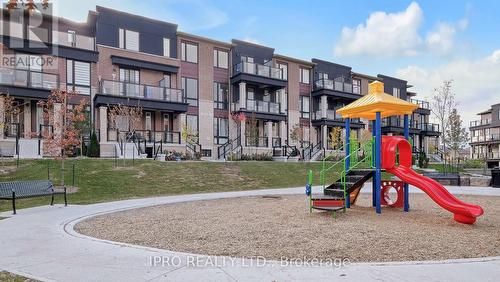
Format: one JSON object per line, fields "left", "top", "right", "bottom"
{"left": 469, "top": 104, "right": 500, "bottom": 168}
{"left": 0, "top": 5, "right": 439, "bottom": 160}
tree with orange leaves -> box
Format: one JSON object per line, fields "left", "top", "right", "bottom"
{"left": 38, "top": 89, "right": 88, "bottom": 186}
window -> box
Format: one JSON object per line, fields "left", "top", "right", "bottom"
{"left": 118, "top": 28, "right": 139, "bottom": 51}
{"left": 163, "top": 38, "right": 170, "bottom": 57}
{"left": 241, "top": 56, "right": 254, "bottom": 63}
{"left": 299, "top": 96, "right": 310, "bottom": 118}
{"left": 318, "top": 72, "right": 328, "bottom": 80}
{"left": 119, "top": 68, "right": 139, "bottom": 83}
{"left": 213, "top": 82, "right": 228, "bottom": 109}
{"left": 213, "top": 118, "right": 229, "bottom": 144}
{"left": 66, "top": 60, "right": 91, "bottom": 95}
{"left": 300, "top": 68, "right": 310, "bottom": 84}
{"left": 186, "top": 115, "right": 198, "bottom": 136}
{"left": 145, "top": 112, "right": 152, "bottom": 131}
{"left": 181, "top": 42, "right": 198, "bottom": 63}
{"left": 353, "top": 79, "right": 361, "bottom": 94}
{"left": 182, "top": 77, "right": 198, "bottom": 106}
{"left": 67, "top": 30, "right": 76, "bottom": 47}
{"left": 393, "top": 87, "right": 400, "bottom": 98}
{"left": 276, "top": 62, "right": 288, "bottom": 79}
{"left": 213, "top": 49, "right": 228, "bottom": 69}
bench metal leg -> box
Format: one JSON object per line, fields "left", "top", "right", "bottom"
{"left": 12, "top": 191, "right": 16, "bottom": 215}
{"left": 51, "top": 194, "right": 54, "bottom": 206}
{"left": 64, "top": 187, "right": 67, "bottom": 206}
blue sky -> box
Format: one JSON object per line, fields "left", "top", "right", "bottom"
{"left": 55, "top": 0, "right": 500, "bottom": 123}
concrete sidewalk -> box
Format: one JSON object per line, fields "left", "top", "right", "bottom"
{"left": 0, "top": 185, "right": 499, "bottom": 282}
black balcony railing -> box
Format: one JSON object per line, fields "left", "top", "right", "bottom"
{"left": 410, "top": 98, "right": 430, "bottom": 109}
{"left": 419, "top": 123, "right": 440, "bottom": 132}
{"left": 312, "top": 109, "right": 361, "bottom": 123}
{"left": 234, "top": 99, "right": 281, "bottom": 114}
{"left": 0, "top": 68, "right": 58, "bottom": 90}
{"left": 233, "top": 62, "right": 286, "bottom": 80}
{"left": 107, "top": 129, "right": 181, "bottom": 144}
{"left": 100, "top": 80, "right": 185, "bottom": 103}
{"left": 470, "top": 119, "right": 491, "bottom": 127}
{"left": 245, "top": 136, "right": 268, "bottom": 147}
{"left": 314, "top": 78, "right": 354, "bottom": 94}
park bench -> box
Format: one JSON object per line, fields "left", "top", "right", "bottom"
{"left": 0, "top": 180, "right": 67, "bottom": 214}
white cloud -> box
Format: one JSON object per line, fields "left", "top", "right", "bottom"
{"left": 396, "top": 49, "right": 500, "bottom": 125}
{"left": 334, "top": 2, "right": 423, "bottom": 57}
{"left": 334, "top": 2, "right": 469, "bottom": 57}
{"left": 425, "top": 23, "right": 456, "bottom": 55}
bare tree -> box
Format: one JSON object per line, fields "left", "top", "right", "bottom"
{"left": 445, "top": 108, "right": 469, "bottom": 161}
{"left": 431, "top": 80, "right": 458, "bottom": 162}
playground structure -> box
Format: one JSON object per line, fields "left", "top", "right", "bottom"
{"left": 306, "top": 81, "right": 484, "bottom": 224}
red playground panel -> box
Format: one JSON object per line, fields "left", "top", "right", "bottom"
{"left": 312, "top": 199, "right": 345, "bottom": 207}
{"left": 380, "top": 181, "right": 404, "bottom": 208}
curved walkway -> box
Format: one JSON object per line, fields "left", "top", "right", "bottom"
{"left": 0, "top": 185, "right": 499, "bottom": 282}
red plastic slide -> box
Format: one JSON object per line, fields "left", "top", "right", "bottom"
{"left": 381, "top": 136, "right": 484, "bottom": 224}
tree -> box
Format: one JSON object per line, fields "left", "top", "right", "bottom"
{"left": 289, "top": 124, "right": 302, "bottom": 146}
{"left": 108, "top": 104, "right": 143, "bottom": 135}
{"left": 329, "top": 127, "right": 342, "bottom": 150}
{"left": 445, "top": 108, "right": 469, "bottom": 161}
{"left": 431, "top": 80, "right": 458, "bottom": 162}
{"left": 38, "top": 89, "right": 88, "bottom": 186}
{"left": 87, "top": 131, "right": 100, "bottom": 157}
{"left": 245, "top": 113, "right": 258, "bottom": 150}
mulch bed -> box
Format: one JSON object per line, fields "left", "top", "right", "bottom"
{"left": 75, "top": 193, "right": 500, "bottom": 262}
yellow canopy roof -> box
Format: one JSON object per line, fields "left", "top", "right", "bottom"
{"left": 336, "top": 81, "right": 418, "bottom": 120}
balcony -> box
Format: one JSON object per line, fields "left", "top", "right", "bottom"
{"left": 418, "top": 123, "right": 440, "bottom": 132}
{"left": 231, "top": 62, "right": 287, "bottom": 90}
{"left": 312, "top": 78, "right": 361, "bottom": 100}
{"left": 0, "top": 68, "right": 58, "bottom": 98}
{"left": 232, "top": 99, "right": 285, "bottom": 121}
{"left": 474, "top": 152, "right": 500, "bottom": 160}
{"left": 52, "top": 31, "right": 96, "bottom": 51}
{"left": 470, "top": 119, "right": 491, "bottom": 127}
{"left": 95, "top": 80, "right": 188, "bottom": 112}
{"left": 312, "top": 109, "right": 363, "bottom": 127}
{"left": 100, "top": 80, "right": 184, "bottom": 103}
{"left": 409, "top": 98, "right": 430, "bottom": 110}
{"left": 470, "top": 134, "right": 500, "bottom": 143}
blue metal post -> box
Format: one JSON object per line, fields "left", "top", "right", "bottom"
{"left": 345, "top": 118, "right": 351, "bottom": 208}
{"left": 371, "top": 120, "right": 376, "bottom": 207}
{"left": 375, "top": 112, "right": 382, "bottom": 214}
{"left": 403, "top": 114, "right": 410, "bottom": 212}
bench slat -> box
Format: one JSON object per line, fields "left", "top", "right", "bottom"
{"left": 0, "top": 180, "right": 54, "bottom": 199}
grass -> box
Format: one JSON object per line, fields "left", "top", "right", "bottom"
{"left": 427, "top": 163, "right": 463, "bottom": 173}
{"left": 0, "top": 159, "right": 328, "bottom": 212}
{"left": 0, "top": 271, "right": 37, "bottom": 282}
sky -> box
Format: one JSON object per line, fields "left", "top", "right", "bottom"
{"left": 51, "top": 0, "right": 500, "bottom": 125}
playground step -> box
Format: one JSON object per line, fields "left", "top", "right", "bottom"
{"left": 323, "top": 188, "right": 344, "bottom": 197}
{"left": 348, "top": 169, "right": 374, "bottom": 176}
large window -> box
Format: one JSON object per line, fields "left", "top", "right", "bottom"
{"left": 213, "top": 82, "right": 228, "bottom": 109}
{"left": 353, "top": 78, "right": 361, "bottom": 94}
{"left": 182, "top": 77, "right": 198, "bottom": 106}
{"left": 163, "top": 38, "right": 170, "bottom": 57}
{"left": 299, "top": 96, "right": 310, "bottom": 118}
{"left": 318, "top": 72, "right": 328, "bottom": 80}
{"left": 393, "top": 87, "right": 401, "bottom": 98}
{"left": 67, "top": 60, "right": 91, "bottom": 95}
{"left": 118, "top": 28, "right": 139, "bottom": 51}
{"left": 181, "top": 42, "right": 198, "bottom": 63}
{"left": 213, "top": 117, "right": 229, "bottom": 144}
{"left": 276, "top": 62, "right": 288, "bottom": 80}
{"left": 186, "top": 115, "right": 198, "bottom": 138}
{"left": 300, "top": 68, "right": 310, "bottom": 84}
{"left": 213, "top": 49, "right": 228, "bottom": 69}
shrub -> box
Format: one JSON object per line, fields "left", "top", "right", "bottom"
{"left": 88, "top": 131, "right": 100, "bottom": 157}
{"left": 240, "top": 153, "right": 273, "bottom": 161}
{"left": 462, "top": 159, "right": 485, "bottom": 169}
{"left": 418, "top": 151, "right": 429, "bottom": 168}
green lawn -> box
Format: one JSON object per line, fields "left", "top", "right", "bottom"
{"left": 0, "top": 159, "right": 326, "bottom": 212}
{"left": 0, "top": 271, "right": 37, "bottom": 282}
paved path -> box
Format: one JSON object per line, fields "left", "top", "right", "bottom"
{"left": 1, "top": 185, "right": 499, "bottom": 282}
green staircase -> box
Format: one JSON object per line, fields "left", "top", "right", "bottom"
{"left": 309, "top": 139, "right": 374, "bottom": 212}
